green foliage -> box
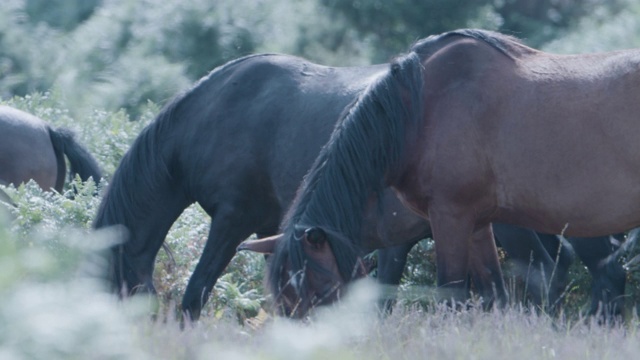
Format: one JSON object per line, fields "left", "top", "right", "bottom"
{"left": 1, "top": 0, "right": 638, "bottom": 119}
{"left": 544, "top": 0, "right": 640, "bottom": 53}
{"left": 2, "top": 0, "right": 640, "bottom": 332}
{"left": 0, "top": 207, "right": 151, "bottom": 359}
{"left": 320, "top": 0, "right": 501, "bottom": 62}
{"left": 1, "top": 0, "right": 277, "bottom": 117}
{"left": 2, "top": 179, "right": 100, "bottom": 236}
{"left": 0, "top": 94, "right": 265, "bottom": 322}
{"left": 495, "top": 0, "right": 625, "bottom": 47}
{"left": 0, "top": 3, "right": 65, "bottom": 97}
{"left": 24, "top": 0, "right": 101, "bottom": 31}
{"left": 319, "top": 0, "right": 626, "bottom": 61}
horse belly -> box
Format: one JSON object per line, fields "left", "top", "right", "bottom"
{"left": 495, "top": 124, "right": 640, "bottom": 236}
{"left": 499, "top": 183, "right": 640, "bottom": 237}
{"left": 487, "top": 66, "right": 640, "bottom": 236}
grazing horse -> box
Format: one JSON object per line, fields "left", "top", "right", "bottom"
{"left": 0, "top": 106, "right": 102, "bottom": 192}
{"left": 94, "top": 50, "right": 622, "bottom": 321}
{"left": 243, "top": 29, "right": 635, "bottom": 318}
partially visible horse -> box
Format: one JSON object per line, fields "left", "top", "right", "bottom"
{"left": 376, "top": 228, "right": 625, "bottom": 316}
{"left": 0, "top": 106, "right": 102, "bottom": 192}
{"left": 245, "top": 29, "right": 636, "bottom": 319}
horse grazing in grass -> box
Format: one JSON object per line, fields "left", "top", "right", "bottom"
{"left": 0, "top": 106, "right": 102, "bottom": 192}
{"left": 243, "top": 29, "right": 635, "bottom": 319}
{"left": 94, "top": 49, "right": 623, "bottom": 321}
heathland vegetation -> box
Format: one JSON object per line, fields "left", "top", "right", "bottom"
{"left": 3, "top": 1, "right": 640, "bottom": 358}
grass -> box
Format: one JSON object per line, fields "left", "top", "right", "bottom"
{"left": 2, "top": 204, "right": 640, "bottom": 359}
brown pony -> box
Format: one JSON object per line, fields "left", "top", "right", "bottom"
{"left": 243, "top": 29, "right": 637, "bottom": 317}
{"left": 0, "top": 106, "right": 102, "bottom": 192}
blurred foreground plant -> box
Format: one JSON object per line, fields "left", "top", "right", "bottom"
{"left": 0, "top": 204, "right": 150, "bottom": 359}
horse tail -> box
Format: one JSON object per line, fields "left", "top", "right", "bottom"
{"left": 48, "top": 127, "right": 103, "bottom": 190}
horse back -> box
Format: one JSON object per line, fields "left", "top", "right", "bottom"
{"left": 173, "top": 54, "right": 387, "bottom": 208}
{"left": 411, "top": 34, "right": 640, "bottom": 236}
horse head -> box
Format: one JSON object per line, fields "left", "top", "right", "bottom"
{"left": 238, "top": 227, "right": 368, "bottom": 318}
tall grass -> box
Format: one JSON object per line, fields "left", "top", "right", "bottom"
{"left": 0, "top": 227, "right": 637, "bottom": 360}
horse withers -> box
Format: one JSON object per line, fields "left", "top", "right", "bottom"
{"left": 245, "top": 29, "right": 632, "bottom": 319}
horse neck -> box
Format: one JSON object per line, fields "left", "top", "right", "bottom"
{"left": 291, "top": 71, "right": 421, "bottom": 246}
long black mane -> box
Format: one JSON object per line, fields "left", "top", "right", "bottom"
{"left": 268, "top": 28, "right": 524, "bottom": 306}
{"left": 268, "top": 51, "right": 425, "bottom": 300}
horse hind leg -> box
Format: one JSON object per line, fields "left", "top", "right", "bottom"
{"left": 568, "top": 235, "right": 626, "bottom": 322}
{"left": 493, "top": 224, "right": 567, "bottom": 311}
{"left": 181, "top": 203, "right": 258, "bottom": 321}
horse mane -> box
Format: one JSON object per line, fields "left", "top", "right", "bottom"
{"left": 269, "top": 50, "right": 426, "bottom": 301}
{"left": 268, "top": 28, "right": 530, "bottom": 307}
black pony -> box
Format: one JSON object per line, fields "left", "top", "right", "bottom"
{"left": 93, "top": 54, "right": 400, "bottom": 320}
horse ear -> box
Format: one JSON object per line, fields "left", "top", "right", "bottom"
{"left": 304, "top": 227, "right": 327, "bottom": 249}
{"left": 236, "top": 234, "right": 282, "bottom": 254}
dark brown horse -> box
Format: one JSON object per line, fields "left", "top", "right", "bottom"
{"left": 0, "top": 106, "right": 102, "bottom": 192}
{"left": 244, "top": 29, "right": 635, "bottom": 318}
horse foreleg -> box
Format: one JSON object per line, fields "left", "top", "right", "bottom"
{"left": 467, "top": 224, "right": 508, "bottom": 308}
{"left": 376, "top": 241, "right": 419, "bottom": 313}
{"left": 114, "top": 190, "right": 190, "bottom": 298}
{"left": 181, "top": 205, "right": 256, "bottom": 321}
{"left": 429, "top": 209, "right": 475, "bottom": 306}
